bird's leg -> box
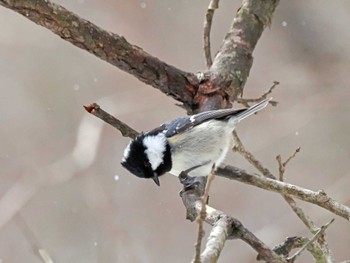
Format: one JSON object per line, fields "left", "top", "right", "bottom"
{"left": 179, "top": 161, "right": 210, "bottom": 194}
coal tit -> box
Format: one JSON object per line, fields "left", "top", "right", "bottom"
{"left": 121, "top": 98, "right": 271, "bottom": 186}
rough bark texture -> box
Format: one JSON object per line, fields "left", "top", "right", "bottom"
{"left": 208, "top": 0, "right": 279, "bottom": 99}
{"left": 0, "top": 0, "right": 279, "bottom": 113}
{"left": 0, "top": 0, "right": 199, "bottom": 112}
{"left": 0, "top": 0, "right": 295, "bottom": 262}
{"left": 217, "top": 165, "right": 350, "bottom": 220}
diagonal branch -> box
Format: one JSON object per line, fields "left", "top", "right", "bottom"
{"left": 217, "top": 165, "right": 350, "bottom": 220}
{"left": 287, "top": 219, "right": 335, "bottom": 262}
{"left": 84, "top": 103, "right": 138, "bottom": 139}
{"left": 0, "top": 0, "right": 199, "bottom": 112}
{"left": 179, "top": 187, "right": 284, "bottom": 263}
{"left": 0, "top": 0, "right": 280, "bottom": 111}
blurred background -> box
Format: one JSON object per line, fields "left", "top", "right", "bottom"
{"left": 1, "top": 0, "right": 350, "bottom": 262}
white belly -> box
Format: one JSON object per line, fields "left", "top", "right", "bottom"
{"left": 167, "top": 120, "right": 234, "bottom": 177}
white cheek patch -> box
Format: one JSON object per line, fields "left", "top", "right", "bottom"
{"left": 122, "top": 142, "right": 132, "bottom": 161}
{"left": 143, "top": 133, "right": 167, "bottom": 170}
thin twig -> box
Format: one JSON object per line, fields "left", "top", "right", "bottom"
{"left": 84, "top": 103, "right": 139, "bottom": 139}
{"left": 287, "top": 219, "right": 335, "bottom": 262}
{"left": 234, "top": 129, "right": 320, "bottom": 232}
{"left": 276, "top": 147, "right": 301, "bottom": 181}
{"left": 261, "top": 236, "right": 332, "bottom": 262}
{"left": 276, "top": 148, "right": 318, "bottom": 232}
{"left": 236, "top": 81, "right": 279, "bottom": 107}
{"left": 273, "top": 237, "right": 304, "bottom": 258}
{"left": 193, "top": 166, "right": 216, "bottom": 263}
{"left": 204, "top": 0, "right": 220, "bottom": 68}
{"left": 232, "top": 130, "right": 274, "bottom": 179}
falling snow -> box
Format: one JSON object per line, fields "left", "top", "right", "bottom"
{"left": 140, "top": 2, "right": 146, "bottom": 8}
{"left": 73, "top": 84, "right": 80, "bottom": 91}
{"left": 114, "top": 175, "right": 120, "bottom": 181}
{"left": 282, "top": 21, "right": 288, "bottom": 27}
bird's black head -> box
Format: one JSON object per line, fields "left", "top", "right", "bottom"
{"left": 121, "top": 132, "right": 172, "bottom": 186}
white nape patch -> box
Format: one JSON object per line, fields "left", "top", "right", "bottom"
{"left": 122, "top": 142, "right": 132, "bottom": 161}
{"left": 143, "top": 133, "right": 167, "bottom": 170}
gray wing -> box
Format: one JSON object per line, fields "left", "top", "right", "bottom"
{"left": 160, "top": 98, "right": 271, "bottom": 138}
{"left": 164, "top": 108, "right": 245, "bottom": 138}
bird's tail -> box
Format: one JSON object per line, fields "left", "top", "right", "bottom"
{"left": 234, "top": 97, "right": 272, "bottom": 122}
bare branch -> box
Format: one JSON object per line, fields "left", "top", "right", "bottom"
{"left": 217, "top": 165, "right": 350, "bottom": 220}
{"left": 0, "top": 0, "right": 200, "bottom": 112}
{"left": 287, "top": 219, "right": 335, "bottom": 262}
{"left": 208, "top": 0, "right": 280, "bottom": 99}
{"left": 276, "top": 147, "right": 301, "bottom": 181}
{"left": 199, "top": 216, "right": 230, "bottom": 263}
{"left": 193, "top": 167, "right": 216, "bottom": 263}
{"left": 234, "top": 129, "right": 321, "bottom": 233}
{"left": 276, "top": 148, "right": 318, "bottom": 231}
{"left": 232, "top": 130, "right": 275, "bottom": 178}
{"left": 204, "top": 0, "right": 220, "bottom": 68}
{"left": 270, "top": 237, "right": 305, "bottom": 259}
{"left": 179, "top": 193, "right": 284, "bottom": 262}
{"left": 84, "top": 103, "right": 139, "bottom": 139}
{"left": 236, "top": 81, "right": 280, "bottom": 107}
{"left": 262, "top": 236, "right": 332, "bottom": 263}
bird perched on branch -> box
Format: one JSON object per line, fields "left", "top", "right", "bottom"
{"left": 121, "top": 98, "right": 271, "bottom": 186}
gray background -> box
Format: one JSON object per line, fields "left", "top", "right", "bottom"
{"left": 0, "top": 0, "right": 349, "bottom": 262}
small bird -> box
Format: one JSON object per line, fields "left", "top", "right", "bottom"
{"left": 121, "top": 98, "right": 271, "bottom": 186}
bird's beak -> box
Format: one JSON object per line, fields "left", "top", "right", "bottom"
{"left": 152, "top": 173, "right": 160, "bottom": 186}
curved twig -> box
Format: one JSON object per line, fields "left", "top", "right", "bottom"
{"left": 203, "top": 0, "right": 220, "bottom": 68}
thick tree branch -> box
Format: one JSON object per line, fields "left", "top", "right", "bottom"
{"left": 0, "top": 0, "right": 200, "bottom": 112}
{"left": 206, "top": 0, "right": 280, "bottom": 100}
{"left": 179, "top": 187, "right": 284, "bottom": 263}
{"left": 0, "top": 0, "right": 279, "bottom": 111}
